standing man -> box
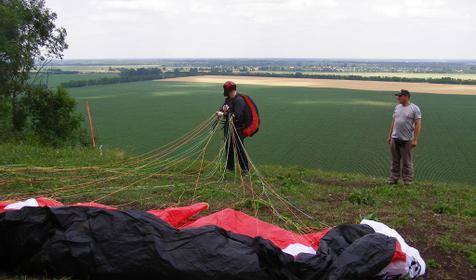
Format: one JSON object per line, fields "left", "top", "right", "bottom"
{"left": 387, "top": 89, "right": 422, "bottom": 185}
{"left": 216, "top": 81, "right": 260, "bottom": 173}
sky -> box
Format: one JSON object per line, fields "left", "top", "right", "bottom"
{"left": 45, "top": 0, "right": 476, "bottom": 60}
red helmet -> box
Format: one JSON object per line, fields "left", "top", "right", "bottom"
{"left": 223, "top": 81, "right": 236, "bottom": 96}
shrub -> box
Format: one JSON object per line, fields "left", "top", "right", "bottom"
{"left": 348, "top": 190, "right": 376, "bottom": 206}
{"left": 0, "top": 97, "right": 12, "bottom": 140}
{"left": 22, "top": 86, "right": 82, "bottom": 146}
{"left": 463, "top": 208, "right": 476, "bottom": 217}
{"left": 433, "top": 202, "right": 456, "bottom": 215}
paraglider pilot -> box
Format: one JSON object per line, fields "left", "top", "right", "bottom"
{"left": 216, "top": 81, "right": 260, "bottom": 173}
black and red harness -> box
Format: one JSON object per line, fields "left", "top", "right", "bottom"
{"left": 241, "top": 94, "right": 260, "bottom": 137}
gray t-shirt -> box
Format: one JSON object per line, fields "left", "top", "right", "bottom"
{"left": 392, "top": 103, "right": 422, "bottom": 141}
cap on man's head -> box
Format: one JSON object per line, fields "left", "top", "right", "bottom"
{"left": 223, "top": 81, "right": 237, "bottom": 95}
{"left": 395, "top": 89, "right": 411, "bottom": 97}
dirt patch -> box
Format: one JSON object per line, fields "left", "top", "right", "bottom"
{"left": 161, "top": 75, "right": 476, "bottom": 95}
{"left": 303, "top": 176, "right": 381, "bottom": 188}
{"left": 397, "top": 221, "right": 476, "bottom": 280}
{"left": 422, "top": 246, "right": 475, "bottom": 280}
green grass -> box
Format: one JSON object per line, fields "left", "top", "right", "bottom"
{"left": 66, "top": 80, "right": 476, "bottom": 185}
{"left": 0, "top": 143, "right": 475, "bottom": 280}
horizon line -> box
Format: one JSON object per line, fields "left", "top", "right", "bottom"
{"left": 55, "top": 57, "right": 476, "bottom": 62}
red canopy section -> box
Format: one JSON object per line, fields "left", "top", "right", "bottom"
{"left": 147, "top": 203, "right": 209, "bottom": 228}
{"left": 183, "top": 208, "right": 330, "bottom": 250}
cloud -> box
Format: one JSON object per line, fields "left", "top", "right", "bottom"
{"left": 45, "top": 0, "right": 476, "bottom": 59}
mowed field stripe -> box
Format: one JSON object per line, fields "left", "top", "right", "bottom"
{"left": 161, "top": 75, "right": 476, "bottom": 95}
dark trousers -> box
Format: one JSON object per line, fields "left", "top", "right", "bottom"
{"left": 226, "top": 129, "right": 249, "bottom": 172}
{"left": 389, "top": 138, "right": 414, "bottom": 183}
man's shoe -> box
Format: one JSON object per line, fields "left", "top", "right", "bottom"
{"left": 387, "top": 180, "right": 398, "bottom": 185}
{"left": 404, "top": 181, "right": 413, "bottom": 186}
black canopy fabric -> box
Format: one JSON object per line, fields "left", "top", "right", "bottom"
{"left": 0, "top": 207, "right": 396, "bottom": 280}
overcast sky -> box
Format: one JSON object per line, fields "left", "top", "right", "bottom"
{"left": 45, "top": 0, "right": 476, "bottom": 60}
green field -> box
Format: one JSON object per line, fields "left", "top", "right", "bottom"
{"left": 49, "top": 65, "right": 171, "bottom": 72}
{"left": 29, "top": 72, "right": 119, "bottom": 88}
{"left": 67, "top": 79, "right": 476, "bottom": 185}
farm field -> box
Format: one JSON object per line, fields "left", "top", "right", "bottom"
{"left": 48, "top": 65, "right": 173, "bottom": 73}
{"left": 29, "top": 72, "right": 119, "bottom": 88}
{"left": 166, "top": 75, "right": 476, "bottom": 95}
{"left": 69, "top": 79, "right": 476, "bottom": 185}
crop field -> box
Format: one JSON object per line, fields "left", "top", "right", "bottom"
{"left": 29, "top": 72, "right": 118, "bottom": 88}
{"left": 48, "top": 65, "right": 173, "bottom": 73}
{"left": 168, "top": 75, "right": 476, "bottom": 95}
{"left": 67, "top": 78, "right": 476, "bottom": 185}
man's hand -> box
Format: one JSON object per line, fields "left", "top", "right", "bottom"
{"left": 412, "top": 119, "right": 421, "bottom": 149}
{"left": 215, "top": 111, "right": 224, "bottom": 118}
{"left": 222, "top": 105, "right": 229, "bottom": 112}
{"left": 387, "top": 137, "right": 392, "bottom": 145}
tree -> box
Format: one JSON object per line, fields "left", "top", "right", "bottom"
{"left": 0, "top": 0, "right": 68, "bottom": 132}
{"left": 22, "top": 86, "right": 82, "bottom": 146}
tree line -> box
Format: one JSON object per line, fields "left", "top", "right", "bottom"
{"left": 55, "top": 61, "right": 476, "bottom": 89}
{"left": 60, "top": 67, "right": 476, "bottom": 90}
{"left": 61, "top": 68, "right": 201, "bottom": 88}
{"left": 210, "top": 71, "right": 476, "bottom": 85}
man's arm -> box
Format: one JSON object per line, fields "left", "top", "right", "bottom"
{"left": 387, "top": 118, "right": 395, "bottom": 144}
{"left": 412, "top": 119, "right": 422, "bottom": 148}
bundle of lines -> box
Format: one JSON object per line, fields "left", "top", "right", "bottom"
{"left": 0, "top": 114, "right": 314, "bottom": 232}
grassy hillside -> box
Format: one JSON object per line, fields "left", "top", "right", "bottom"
{"left": 67, "top": 80, "right": 476, "bottom": 185}
{"left": 0, "top": 143, "right": 475, "bottom": 280}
